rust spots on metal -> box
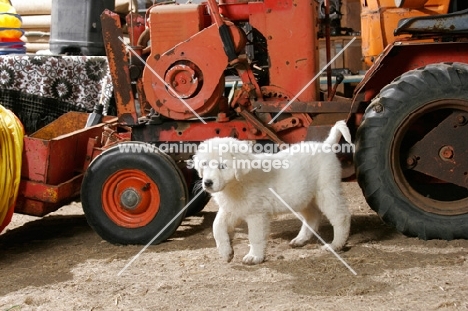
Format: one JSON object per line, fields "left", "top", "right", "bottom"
{"left": 101, "top": 10, "right": 138, "bottom": 125}
{"left": 254, "top": 99, "right": 354, "bottom": 113}
{"left": 439, "top": 145, "right": 454, "bottom": 161}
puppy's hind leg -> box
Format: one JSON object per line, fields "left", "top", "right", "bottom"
{"left": 290, "top": 202, "right": 322, "bottom": 248}
{"left": 213, "top": 208, "right": 238, "bottom": 263}
{"left": 243, "top": 214, "right": 270, "bottom": 265}
{"left": 316, "top": 188, "right": 351, "bottom": 251}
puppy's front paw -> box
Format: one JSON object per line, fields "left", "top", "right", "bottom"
{"left": 242, "top": 254, "right": 264, "bottom": 265}
{"left": 218, "top": 246, "right": 234, "bottom": 263}
{"left": 289, "top": 237, "right": 307, "bottom": 248}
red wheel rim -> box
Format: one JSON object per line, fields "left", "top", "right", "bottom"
{"left": 102, "top": 169, "right": 160, "bottom": 228}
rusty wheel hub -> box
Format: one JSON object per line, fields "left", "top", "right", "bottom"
{"left": 165, "top": 61, "right": 202, "bottom": 99}
{"left": 392, "top": 99, "right": 468, "bottom": 215}
{"left": 120, "top": 188, "right": 141, "bottom": 210}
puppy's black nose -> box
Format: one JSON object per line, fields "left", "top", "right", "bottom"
{"left": 204, "top": 179, "right": 213, "bottom": 188}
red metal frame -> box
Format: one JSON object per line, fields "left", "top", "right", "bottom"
{"left": 17, "top": 112, "right": 117, "bottom": 216}
{"left": 356, "top": 41, "right": 468, "bottom": 102}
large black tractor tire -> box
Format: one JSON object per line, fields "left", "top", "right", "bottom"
{"left": 355, "top": 62, "right": 468, "bottom": 240}
{"left": 81, "top": 142, "right": 188, "bottom": 245}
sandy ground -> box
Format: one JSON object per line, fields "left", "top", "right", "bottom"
{"left": 0, "top": 182, "right": 467, "bottom": 311}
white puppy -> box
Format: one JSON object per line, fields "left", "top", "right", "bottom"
{"left": 193, "top": 120, "right": 352, "bottom": 265}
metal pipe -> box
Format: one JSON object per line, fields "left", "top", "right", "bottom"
{"left": 324, "top": 0, "right": 333, "bottom": 100}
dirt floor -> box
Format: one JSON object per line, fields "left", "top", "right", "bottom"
{"left": 0, "top": 182, "right": 467, "bottom": 311}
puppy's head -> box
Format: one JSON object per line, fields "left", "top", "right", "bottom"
{"left": 193, "top": 137, "right": 252, "bottom": 193}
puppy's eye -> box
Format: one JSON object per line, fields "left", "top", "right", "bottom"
{"left": 200, "top": 161, "right": 207, "bottom": 167}
{"left": 219, "top": 162, "right": 227, "bottom": 169}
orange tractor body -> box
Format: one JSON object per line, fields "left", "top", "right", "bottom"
{"left": 361, "top": 0, "right": 451, "bottom": 66}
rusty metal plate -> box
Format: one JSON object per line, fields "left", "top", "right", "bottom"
{"left": 253, "top": 99, "right": 354, "bottom": 113}
{"left": 101, "top": 10, "right": 139, "bottom": 125}
{"left": 408, "top": 111, "right": 468, "bottom": 189}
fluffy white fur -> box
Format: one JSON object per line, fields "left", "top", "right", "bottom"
{"left": 194, "top": 120, "right": 352, "bottom": 265}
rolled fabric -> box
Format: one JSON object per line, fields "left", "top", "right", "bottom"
{"left": 10, "top": 0, "right": 52, "bottom": 16}
{"left": 25, "top": 42, "right": 49, "bottom": 52}
{"left": 19, "top": 14, "right": 50, "bottom": 29}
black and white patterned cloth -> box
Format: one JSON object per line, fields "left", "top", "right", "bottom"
{"left": 0, "top": 55, "right": 113, "bottom": 134}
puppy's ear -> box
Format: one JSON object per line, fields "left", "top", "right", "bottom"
{"left": 192, "top": 155, "right": 203, "bottom": 178}
{"left": 233, "top": 152, "right": 251, "bottom": 181}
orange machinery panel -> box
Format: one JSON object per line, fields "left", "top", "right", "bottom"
{"left": 361, "top": 0, "right": 450, "bottom": 66}
{"left": 148, "top": 4, "right": 210, "bottom": 56}
{"left": 248, "top": 0, "right": 319, "bottom": 102}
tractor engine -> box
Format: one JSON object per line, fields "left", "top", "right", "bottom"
{"left": 142, "top": 0, "right": 319, "bottom": 121}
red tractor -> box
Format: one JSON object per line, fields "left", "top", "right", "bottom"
{"left": 80, "top": 0, "right": 468, "bottom": 245}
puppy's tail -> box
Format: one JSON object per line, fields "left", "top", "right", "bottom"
{"left": 324, "top": 120, "right": 352, "bottom": 146}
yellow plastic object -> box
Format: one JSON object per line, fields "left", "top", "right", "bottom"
{"left": 0, "top": 2, "right": 22, "bottom": 41}
{"left": 0, "top": 104, "right": 24, "bottom": 233}
{"left": 0, "top": 3, "right": 16, "bottom": 13}
{"left": 0, "top": 13, "right": 21, "bottom": 28}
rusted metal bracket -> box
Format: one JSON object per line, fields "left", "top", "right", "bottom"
{"left": 101, "top": 9, "right": 139, "bottom": 126}
{"left": 407, "top": 111, "right": 468, "bottom": 189}
{"left": 253, "top": 99, "right": 355, "bottom": 114}
{"left": 269, "top": 116, "right": 301, "bottom": 132}
{"left": 235, "top": 106, "right": 285, "bottom": 146}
